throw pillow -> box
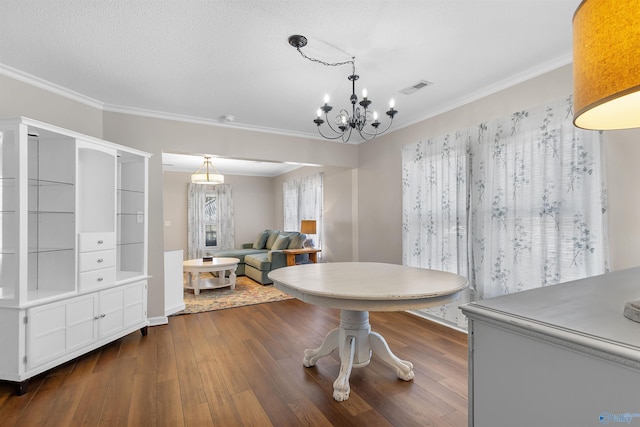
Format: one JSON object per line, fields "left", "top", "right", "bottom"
{"left": 288, "top": 233, "right": 305, "bottom": 249}
{"left": 252, "top": 230, "right": 269, "bottom": 249}
{"left": 265, "top": 230, "right": 280, "bottom": 249}
{"left": 271, "top": 235, "right": 290, "bottom": 250}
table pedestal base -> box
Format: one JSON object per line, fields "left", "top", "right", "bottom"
{"left": 303, "top": 309, "right": 414, "bottom": 401}
{"left": 185, "top": 268, "right": 237, "bottom": 295}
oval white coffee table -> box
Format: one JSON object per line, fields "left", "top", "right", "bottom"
{"left": 183, "top": 257, "right": 240, "bottom": 295}
{"left": 268, "top": 262, "right": 467, "bottom": 401}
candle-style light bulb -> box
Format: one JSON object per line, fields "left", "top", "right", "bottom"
{"left": 373, "top": 111, "right": 378, "bottom": 121}
{"left": 324, "top": 94, "right": 330, "bottom": 104}
{"left": 389, "top": 99, "right": 395, "bottom": 109}
{"left": 317, "top": 109, "right": 322, "bottom": 118}
{"left": 362, "top": 88, "right": 368, "bottom": 99}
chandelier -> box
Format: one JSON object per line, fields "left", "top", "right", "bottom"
{"left": 191, "top": 156, "right": 224, "bottom": 185}
{"left": 288, "top": 34, "right": 398, "bottom": 143}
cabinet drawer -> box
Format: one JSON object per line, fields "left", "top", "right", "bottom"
{"left": 79, "top": 267, "right": 116, "bottom": 290}
{"left": 79, "top": 250, "right": 116, "bottom": 273}
{"left": 79, "top": 232, "right": 115, "bottom": 252}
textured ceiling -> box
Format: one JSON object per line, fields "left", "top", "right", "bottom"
{"left": 1, "top": 1, "right": 581, "bottom": 173}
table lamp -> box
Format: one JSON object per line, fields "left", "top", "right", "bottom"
{"left": 300, "top": 220, "right": 317, "bottom": 248}
{"left": 573, "top": 0, "right": 640, "bottom": 321}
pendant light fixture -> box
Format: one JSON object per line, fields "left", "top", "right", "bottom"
{"left": 191, "top": 156, "right": 224, "bottom": 185}
{"left": 288, "top": 34, "right": 398, "bottom": 143}
{"left": 573, "top": 0, "right": 640, "bottom": 130}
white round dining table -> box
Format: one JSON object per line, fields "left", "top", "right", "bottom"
{"left": 268, "top": 262, "right": 468, "bottom": 401}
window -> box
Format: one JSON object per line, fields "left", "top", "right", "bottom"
{"left": 204, "top": 192, "right": 217, "bottom": 248}
{"left": 402, "top": 96, "right": 608, "bottom": 328}
{"left": 187, "top": 183, "right": 235, "bottom": 259}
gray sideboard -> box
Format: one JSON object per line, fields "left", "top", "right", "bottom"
{"left": 461, "top": 267, "right": 640, "bottom": 427}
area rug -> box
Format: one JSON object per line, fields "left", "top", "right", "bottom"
{"left": 174, "top": 274, "right": 293, "bottom": 315}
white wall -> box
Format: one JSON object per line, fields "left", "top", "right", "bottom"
{"left": 163, "top": 165, "right": 356, "bottom": 264}
{"left": 162, "top": 171, "right": 276, "bottom": 255}
{"left": 271, "top": 165, "right": 355, "bottom": 262}
{"left": 101, "top": 112, "right": 358, "bottom": 318}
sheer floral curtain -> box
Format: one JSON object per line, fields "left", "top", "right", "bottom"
{"left": 187, "top": 183, "right": 235, "bottom": 259}
{"left": 216, "top": 184, "right": 235, "bottom": 250}
{"left": 283, "top": 173, "right": 323, "bottom": 248}
{"left": 283, "top": 180, "right": 299, "bottom": 231}
{"left": 401, "top": 133, "right": 471, "bottom": 326}
{"left": 402, "top": 96, "right": 609, "bottom": 328}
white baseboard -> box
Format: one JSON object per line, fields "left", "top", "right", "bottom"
{"left": 165, "top": 303, "right": 186, "bottom": 317}
{"left": 407, "top": 309, "right": 468, "bottom": 334}
{"left": 148, "top": 316, "right": 169, "bottom": 326}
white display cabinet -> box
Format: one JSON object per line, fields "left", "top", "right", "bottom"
{"left": 0, "top": 117, "right": 150, "bottom": 395}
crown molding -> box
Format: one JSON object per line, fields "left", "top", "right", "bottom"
{"left": 0, "top": 63, "right": 105, "bottom": 110}
{"left": 394, "top": 54, "right": 574, "bottom": 132}
{"left": 0, "top": 63, "right": 321, "bottom": 141}
{"left": 2, "top": 55, "right": 573, "bottom": 143}
{"left": 102, "top": 103, "right": 321, "bottom": 140}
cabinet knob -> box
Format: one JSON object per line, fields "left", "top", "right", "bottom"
{"left": 94, "top": 315, "right": 101, "bottom": 320}
{"left": 101, "top": 313, "right": 106, "bottom": 318}
{"left": 97, "top": 240, "right": 104, "bottom": 244}
{"left": 97, "top": 258, "right": 104, "bottom": 263}
{"left": 97, "top": 277, "right": 103, "bottom": 282}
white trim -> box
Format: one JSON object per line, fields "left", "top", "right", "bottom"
{"left": 148, "top": 315, "right": 169, "bottom": 326}
{"left": 407, "top": 309, "right": 469, "bottom": 334}
{"left": 392, "top": 54, "right": 573, "bottom": 134}
{"left": 165, "top": 304, "right": 186, "bottom": 317}
{"left": 0, "top": 63, "right": 104, "bottom": 110}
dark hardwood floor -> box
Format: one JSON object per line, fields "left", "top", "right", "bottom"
{"left": 0, "top": 299, "right": 468, "bottom": 426}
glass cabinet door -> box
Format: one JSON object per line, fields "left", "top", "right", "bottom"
{"left": 117, "top": 152, "right": 147, "bottom": 280}
{"left": 0, "top": 126, "right": 18, "bottom": 304}
{"left": 27, "top": 131, "right": 76, "bottom": 301}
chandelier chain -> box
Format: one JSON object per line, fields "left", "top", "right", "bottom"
{"left": 293, "top": 47, "right": 356, "bottom": 75}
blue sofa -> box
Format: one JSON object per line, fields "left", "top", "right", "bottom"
{"left": 208, "top": 229, "right": 308, "bottom": 285}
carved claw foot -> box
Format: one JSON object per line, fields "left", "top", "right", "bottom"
{"left": 392, "top": 360, "right": 415, "bottom": 381}
{"left": 332, "top": 335, "right": 355, "bottom": 401}
{"left": 370, "top": 331, "right": 415, "bottom": 381}
{"left": 303, "top": 348, "right": 318, "bottom": 367}
{"left": 332, "top": 381, "right": 350, "bottom": 402}
{"left": 303, "top": 328, "right": 340, "bottom": 367}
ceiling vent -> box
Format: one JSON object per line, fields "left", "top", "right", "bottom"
{"left": 400, "top": 80, "right": 433, "bottom": 95}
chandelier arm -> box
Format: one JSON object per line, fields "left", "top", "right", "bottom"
{"left": 317, "top": 126, "right": 348, "bottom": 140}
{"left": 358, "top": 116, "right": 395, "bottom": 137}
{"left": 342, "top": 127, "right": 354, "bottom": 143}
{"left": 356, "top": 128, "right": 376, "bottom": 141}
{"left": 324, "top": 112, "right": 349, "bottom": 134}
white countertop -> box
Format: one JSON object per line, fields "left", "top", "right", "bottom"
{"left": 462, "top": 267, "right": 640, "bottom": 358}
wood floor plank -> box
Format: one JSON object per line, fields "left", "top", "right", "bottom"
{"left": 173, "top": 338, "right": 208, "bottom": 408}
{"left": 13, "top": 374, "right": 67, "bottom": 426}
{"left": 198, "top": 359, "right": 243, "bottom": 426}
{"left": 0, "top": 298, "right": 468, "bottom": 426}
{"left": 231, "top": 389, "right": 274, "bottom": 426}
{"left": 127, "top": 372, "right": 157, "bottom": 426}
{"left": 70, "top": 371, "right": 113, "bottom": 426}
{"left": 288, "top": 396, "right": 335, "bottom": 426}
{"left": 183, "top": 402, "right": 214, "bottom": 426}
{"left": 156, "top": 379, "right": 185, "bottom": 427}
{"left": 97, "top": 358, "right": 136, "bottom": 426}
